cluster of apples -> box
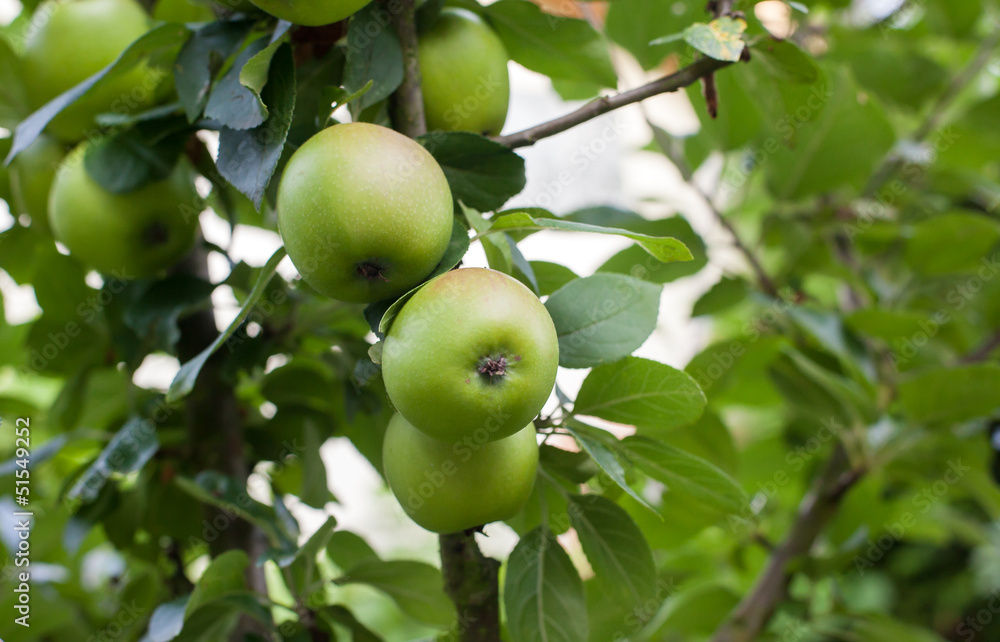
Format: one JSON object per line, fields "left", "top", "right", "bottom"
{"left": 278, "top": 122, "right": 559, "bottom": 534}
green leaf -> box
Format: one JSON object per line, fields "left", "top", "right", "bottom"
{"left": 216, "top": 43, "right": 296, "bottom": 209}
{"left": 318, "top": 605, "right": 384, "bottom": 642}
{"left": 67, "top": 417, "right": 159, "bottom": 503}
{"left": 566, "top": 422, "right": 657, "bottom": 514}
{"left": 574, "top": 357, "right": 706, "bottom": 430}
{"left": 648, "top": 584, "right": 740, "bottom": 638}
{"left": 504, "top": 527, "right": 588, "bottom": 642}
{"left": 530, "top": 261, "right": 579, "bottom": 296}
{"left": 205, "top": 37, "right": 271, "bottom": 130}
{"left": 174, "top": 20, "right": 257, "bottom": 122}
{"left": 904, "top": 211, "right": 1000, "bottom": 275}
{"left": 123, "top": 275, "right": 217, "bottom": 354}
{"left": 764, "top": 66, "right": 895, "bottom": 200}
{"left": 692, "top": 277, "right": 748, "bottom": 317}
{"left": 618, "top": 436, "right": 748, "bottom": 517}
{"left": 683, "top": 17, "right": 746, "bottom": 62}
{"left": 335, "top": 560, "right": 453, "bottom": 626}
{"left": 7, "top": 24, "right": 191, "bottom": 162}
{"left": 605, "top": 0, "right": 697, "bottom": 69}
{"left": 239, "top": 24, "right": 291, "bottom": 105}
{"left": 167, "top": 247, "right": 286, "bottom": 402}
{"left": 82, "top": 116, "right": 191, "bottom": 194}
{"left": 490, "top": 211, "right": 693, "bottom": 264}
{"left": 751, "top": 40, "right": 819, "bottom": 84}
{"left": 485, "top": 0, "right": 616, "bottom": 87}
{"left": 327, "top": 530, "right": 380, "bottom": 570}
{"left": 185, "top": 550, "right": 248, "bottom": 617}
{"left": 545, "top": 275, "right": 661, "bottom": 369}
{"left": 343, "top": 3, "right": 405, "bottom": 112}
{"left": 147, "top": 596, "right": 190, "bottom": 642}
{"left": 418, "top": 132, "right": 526, "bottom": 212}
{"left": 568, "top": 495, "right": 656, "bottom": 608}
{"left": 898, "top": 364, "right": 1000, "bottom": 424}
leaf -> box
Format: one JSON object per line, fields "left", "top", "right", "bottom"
{"left": 327, "top": 530, "right": 380, "bottom": 570}
{"left": 490, "top": 211, "right": 693, "bottom": 264}
{"left": 904, "top": 211, "right": 1000, "bottom": 275}
{"left": 751, "top": 40, "right": 818, "bottom": 84}
{"left": 204, "top": 37, "right": 271, "bottom": 130}
{"left": 618, "top": 436, "right": 748, "bottom": 517}
{"left": 683, "top": 17, "right": 747, "bottom": 62}
{"left": 335, "top": 560, "right": 453, "bottom": 626}
{"left": 566, "top": 422, "right": 656, "bottom": 514}
{"left": 272, "top": 515, "right": 337, "bottom": 569}
{"left": 167, "top": 247, "right": 286, "bottom": 402}
{"left": 82, "top": 116, "right": 192, "bottom": 193}
{"left": 531, "top": 261, "right": 579, "bottom": 296}
{"left": 239, "top": 22, "right": 292, "bottom": 103}
{"left": 898, "top": 364, "right": 1000, "bottom": 424}
{"left": 692, "top": 277, "right": 748, "bottom": 317}
{"left": 418, "top": 132, "right": 526, "bottom": 212}
{"left": 485, "top": 0, "right": 615, "bottom": 87}
{"left": 174, "top": 19, "right": 257, "bottom": 121}
{"left": 6, "top": 24, "right": 191, "bottom": 163}
{"left": 370, "top": 222, "right": 470, "bottom": 335}
{"left": 597, "top": 215, "right": 708, "bottom": 284}
{"left": 343, "top": 3, "right": 405, "bottom": 112}
{"left": 216, "top": 43, "right": 295, "bottom": 209}
{"left": 763, "top": 66, "right": 895, "bottom": 200}
{"left": 574, "top": 357, "right": 706, "bottom": 432}
{"left": 147, "top": 596, "right": 190, "bottom": 642}
{"left": 568, "top": 495, "right": 656, "bottom": 608}
{"left": 319, "top": 606, "right": 384, "bottom": 642}
{"left": 185, "top": 551, "right": 248, "bottom": 617}
{"left": 123, "top": 275, "right": 215, "bottom": 353}
{"left": 67, "top": 417, "right": 159, "bottom": 503}
{"left": 545, "top": 274, "right": 662, "bottom": 369}
{"left": 504, "top": 527, "right": 588, "bottom": 642}
{"left": 606, "top": 0, "right": 698, "bottom": 69}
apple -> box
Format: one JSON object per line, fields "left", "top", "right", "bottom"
{"left": 248, "top": 0, "right": 369, "bottom": 26}
{"left": 382, "top": 268, "right": 559, "bottom": 443}
{"left": 23, "top": 0, "right": 162, "bottom": 142}
{"left": 9, "top": 134, "right": 64, "bottom": 236}
{"left": 276, "top": 122, "right": 454, "bottom": 303}
{"left": 418, "top": 8, "right": 510, "bottom": 135}
{"left": 383, "top": 413, "right": 538, "bottom": 534}
{"left": 48, "top": 143, "right": 200, "bottom": 277}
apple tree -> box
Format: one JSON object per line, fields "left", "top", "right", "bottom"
{"left": 1, "top": 0, "right": 1000, "bottom": 640}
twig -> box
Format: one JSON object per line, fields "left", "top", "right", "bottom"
{"left": 440, "top": 531, "right": 502, "bottom": 642}
{"left": 961, "top": 329, "right": 1000, "bottom": 364}
{"left": 390, "top": 0, "right": 426, "bottom": 138}
{"left": 710, "top": 446, "right": 866, "bottom": 642}
{"left": 864, "top": 27, "right": 1000, "bottom": 196}
{"left": 648, "top": 120, "right": 780, "bottom": 297}
{"left": 495, "top": 56, "right": 730, "bottom": 148}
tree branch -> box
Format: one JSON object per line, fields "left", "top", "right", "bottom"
{"left": 391, "top": 0, "right": 427, "bottom": 138}
{"left": 710, "top": 445, "right": 866, "bottom": 642}
{"left": 961, "top": 329, "right": 1000, "bottom": 364}
{"left": 440, "top": 531, "right": 502, "bottom": 642}
{"left": 495, "top": 56, "right": 731, "bottom": 148}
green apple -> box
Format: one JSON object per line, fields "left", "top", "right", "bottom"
{"left": 382, "top": 268, "right": 559, "bottom": 443}
{"left": 9, "top": 134, "right": 65, "bottom": 236}
{"left": 276, "top": 122, "right": 454, "bottom": 303}
{"left": 418, "top": 8, "right": 510, "bottom": 135}
{"left": 247, "top": 0, "right": 369, "bottom": 26}
{"left": 383, "top": 413, "right": 538, "bottom": 534}
{"left": 23, "top": 0, "right": 162, "bottom": 142}
{"left": 48, "top": 143, "right": 200, "bottom": 277}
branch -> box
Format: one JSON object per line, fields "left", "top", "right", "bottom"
{"left": 864, "top": 27, "right": 1000, "bottom": 196}
{"left": 710, "top": 445, "right": 866, "bottom": 642}
{"left": 648, "top": 121, "right": 780, "bottom": 297}
{"left": 440, "top": 531, "right": 502, "bottom": 642}
{"left": 391, "top": 0, "right": 426, "bottom": 138}
{"left": 961, "top": 329, "right": 1000, "bottom": 364}
{"left": 495, "top": 56, "right": 731, "bottom": 148}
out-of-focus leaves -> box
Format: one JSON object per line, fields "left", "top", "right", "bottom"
{"left": 898, "top": 365, "right": 1000, "bottom": 424}
{"left": 419, "top": 132, "right": 526, "bottom": 212}
{"left": 334, "top": 560, "right": 453, "bottom": 626}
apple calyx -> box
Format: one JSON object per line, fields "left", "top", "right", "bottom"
{"left": 357, "top": 260, "right": 389, "bottom": 282}
{"left": 143, "top": 221, "right": 170, "bottom": 246}
{"left": 477, "top": 355, "right": 508, "bottom": 381}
